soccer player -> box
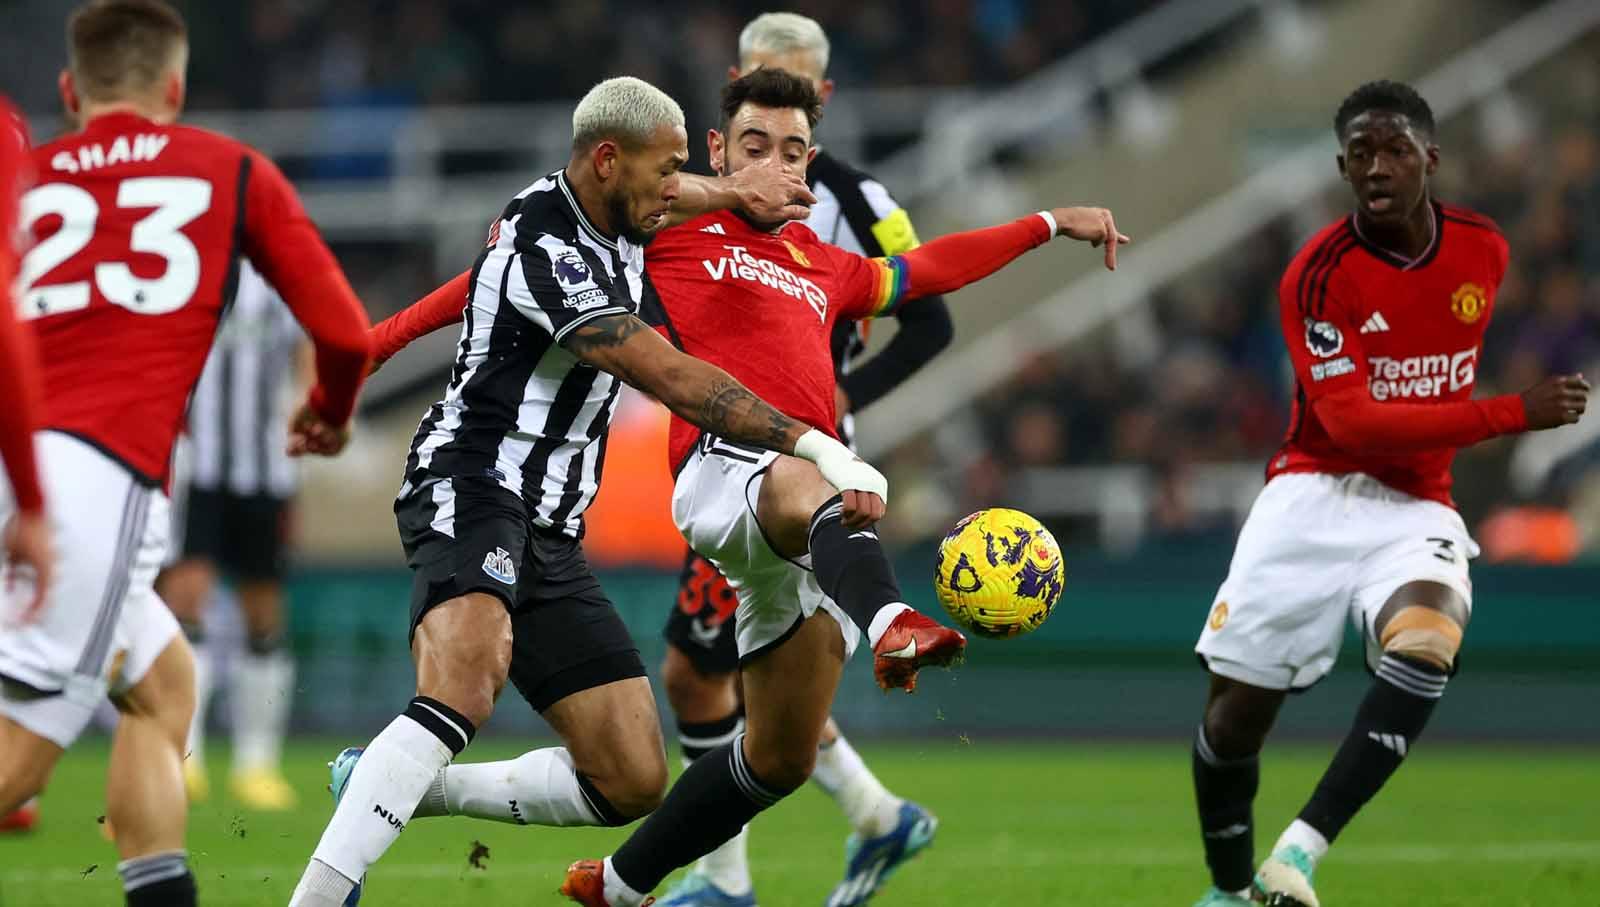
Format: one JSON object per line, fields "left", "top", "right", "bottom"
{"left": 1188, "top": 81, "right": 1589, "bottom": 907}
{"left": 0, "top": 95, "right": 52, "bottom": 836}
{"left": 561, "top": 68, "right": 1128, "bottom": 907}
{"left": 657, "top": 14, "right": 956, "bottom": 907}
{"left": 286, "top": 76, "right": 889, "bottom": 907}
{"left": 0, "top": 4, "right": 372, "bottom": 905}
{"left": 159, "top": 261, "right": 307, "bottom": 809}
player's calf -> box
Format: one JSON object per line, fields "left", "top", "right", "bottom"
{"left": 1267, "top": 584, "right": 1463, "bottom": 899}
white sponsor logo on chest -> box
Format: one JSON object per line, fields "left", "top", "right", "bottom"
{"left": 701, "top": 244, "right": 828, "bottom": 321}
{"left": 1368, "top": 347, "right": 1477, "bottom": 400}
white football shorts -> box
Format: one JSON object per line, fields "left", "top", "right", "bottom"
{"left": 1195, "top": 471, "right": 1476, "bottom": 691}
{"left": 0, "top": 432, "right": 179, "bottom": 747}
{"left": 671, "top": 435, "right": 860, "bottom": 663}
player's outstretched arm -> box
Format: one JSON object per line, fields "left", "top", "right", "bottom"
{"left": 563, "top": 313, "right": 886, "bottom": 526}
{"left": 369, "top": 270, "right": 475, "bottom": 371}
{"left": 849, "top": 207, "right": 1131, "bottom": 321}
{"left": 669, "top": 158, "right": 816, "bottom": 227}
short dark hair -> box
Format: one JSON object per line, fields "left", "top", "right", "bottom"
{"left": 720, "top": 68, "right": 823, "bottom": 136}
{"left": 1334, "top": 80, "right": 1435, "bottom": 140}
{"left": 68, "top": 0, "right": 188, "bottom": 103}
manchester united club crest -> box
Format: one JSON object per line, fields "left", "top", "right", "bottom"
{"left": 1208, "top": 601, "right": 1229, "bottom": 631}
{"left": 1450, "top": 283, "right": 1486, "bottom": 324}
{"left": 782, "top": 239, "right": 811, "bottom": 268}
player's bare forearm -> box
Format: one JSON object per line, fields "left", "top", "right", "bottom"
{"left": 668, "top": 164, "right": 815, "bottom": 227}
{"left": 563, "top": 314, "right": 805, "bottom": 453}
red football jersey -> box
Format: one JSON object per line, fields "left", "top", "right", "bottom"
{"left": 644, "top": 210, "right": 909, "bottom": 470}
{"left": 1270, "top": 201, "right": 1509, "bottom": 505}
{"left": 0, "top": 97, "right": 45, "bottom": 511}
{"left": 20, "top": 112, "right": 353, "bottom": 484}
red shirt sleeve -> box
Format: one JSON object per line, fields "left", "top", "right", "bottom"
{"left": 1314, "top": 387, "right": 1526, "bottom": 453}
{"left": 1279, "top": 263, "right": 1371, "bottom": 401}
{"left": 0, "top": 101, "right": 43, "bottom": 513}
{"left": 829, "top": 213, "right": 1054, "bottom": 321}
{"left": 371, "top": 270, "right": 473, "bottom": 364}
{"left": 239, "top": 149, "right": 371, "bottom": 425}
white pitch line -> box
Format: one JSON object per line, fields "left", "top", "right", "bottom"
{"left": 2, "top": 841, "right": 1596, "bottom": 885}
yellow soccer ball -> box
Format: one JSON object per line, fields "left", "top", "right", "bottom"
{"left": 933, "top": 508, "right": 1065, "bottom": 639}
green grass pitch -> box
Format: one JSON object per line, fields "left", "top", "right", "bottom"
{"left": 1, "top": 738, "right": 1595, "bottom": 905}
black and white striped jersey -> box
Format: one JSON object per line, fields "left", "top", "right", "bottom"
{"left": 403, "top": 170, "right": 646, "bottom": 538}
{"left": 184, "top": 260, "right": 302, "bottom": 499}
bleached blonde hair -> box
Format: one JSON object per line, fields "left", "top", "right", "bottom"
{"left": 571, "top": 76, "right": 685, "bottom": 151}
{"left": 738, "top": 12, "right": 830, "bottom": 74}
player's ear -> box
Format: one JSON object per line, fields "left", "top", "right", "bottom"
{"left": 727, "top": 65, "right": 741, "bottom": 82}
{"left": 164, "top": 71, "right": 185, "bottom": 118}
{"left": 58, "top": 69, "right": 80, "bottom": 120}
{"left": 818, "top": 78, "right": 835, "bottom": 105}
{"left": 708, "top": 129, "right": 725, "bottom": 176}
{"left": 1336, "top": 153, "right": 1349, "bottom": 182}
{"left": 592, "top": 140, "right": 619, "bottom": 181}
{"left": 806, "top": 145, "right": 819, "bottom": 167}
{"left": 1424, "top": 143, "right": 1440, "bottom": 176}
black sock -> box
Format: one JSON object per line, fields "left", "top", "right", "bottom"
{"left": 611, "top": 733, "right": 798, "bottom": 893}
{"left": 1298, "top": 653, "right": 1445, "bottom": 842}
{"left": 121, "top": 852, "right": 196, "bottom": 907}
{"left": 1193, "top": 724, "right": 1259, "bottom": 893}
{"left": 808, "top": 494, "right": 902, "bottom": 636}
{"left": 678, "top": 712, "right": 744, "bottom": 763}
{"left": 404, "top": 695, "right": 477, "bottom": 757}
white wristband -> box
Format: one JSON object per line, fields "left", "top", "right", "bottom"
{"left": 794, "top": 429, "right": 888, "bottom": 501}
{"left": 1036, "top": 210, "right": 1058, "bottom": 238}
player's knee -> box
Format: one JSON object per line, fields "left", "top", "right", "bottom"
{"left": 661, "top": 652, "right": 731, "bottom": 717}
{"left": 1379, "top": 605, "right": 1463, "bottom": 672}
{"left": 582, "top": 749, "right": 668, "bottom": 822}
{"left": 744, "top": 738, "right": 816, "bottom": 793}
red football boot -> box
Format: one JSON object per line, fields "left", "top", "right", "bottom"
{"left": 0, "top": 798, "right": 38, "bottom": 833}
{"left": 872, "top": 610, "right": 966, "bottom": 692}
{"left": 560, "top": 860, "right": 654, "bottom": 907}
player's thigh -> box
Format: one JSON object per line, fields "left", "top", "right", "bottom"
{"left": 111, "top": 630, "right": 196, "bottom": 747}
{"left": 0, "top": 714, "right": 64, "bottom": 810}
{"left": 1352, "top": 500, "right": 1475, "bottom": 670}
{"left": 542, "top": 675, "right": 665, "bottom": 803}
{"left": 753, "top": 454, "right": 840, "bottom": 559}
{"left": 1195, "top": 474, "right": 1360, "bottom": 692}
{"left": 740, "top": 611, "right": 847, "bottom": 787}
{"left": 0, "top": 435, "right": 170, "bottom": 749}
{"left": 398, "top": 476, "right": 531, "bottom": 721}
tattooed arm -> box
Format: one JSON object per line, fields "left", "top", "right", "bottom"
{"left": 562, "top": 313, "right": 807, "bottom": 453}
{"left": 561, "top": 313, "right": 889, "bottom": 519}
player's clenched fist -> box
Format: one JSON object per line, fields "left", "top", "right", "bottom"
{"left": 286, "top": 400, "right": 352, "bottom": 457}
{"left": 1521, "top": 373, "right": 1590, "bottom": 430}
{"left": 1049, "top": 206, "right": 1132, "bottom": 270}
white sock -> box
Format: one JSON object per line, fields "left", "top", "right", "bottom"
{"left": 1274, "top": 818, "right": 1331, "bottom": 865}
{"left": 232, "top": 649, "right": 295, "bottom": 773}
{"left": 865, "top": 603, "right": 914, "bottom": 648}
{"left": 298, "top": 713, "right": 454, "bottom": 887}
{"left": 287, "top": 858, "right": 355, "bottom": 907}
{"left": 692, "top": 823, "right": 753, "bottom": 895}
{"left": 185, "top": 641, "right": 213, "bottom": 768}
{"left": 602, "top": 856, "right": 649, "bottom": 907}
{"left": 811, "top": 734, "right": 902, "bottom": 837}
{"left": 416, "top": 748, "right": 606, "bottom": 826}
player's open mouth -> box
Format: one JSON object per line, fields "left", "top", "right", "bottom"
{"left": 1365, "top": 191, "right": 1396, "bottom": 213}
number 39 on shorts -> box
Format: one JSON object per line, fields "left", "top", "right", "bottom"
{"left": 16, "top": 176, "right": 213, "bottom": 319}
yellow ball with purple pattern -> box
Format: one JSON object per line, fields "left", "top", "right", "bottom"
{"left": 933, "top": 508, "right": 1064, "bottom": 638}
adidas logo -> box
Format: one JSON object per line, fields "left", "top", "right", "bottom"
{"left": 1360, "top": 312, "right": 1391, "bottom": 334}
{"left": 1368, "top": 731, "right": 1408, "bottom": 756}
{"left": 700, "top": 222, "right": 727, "bottom": 235}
